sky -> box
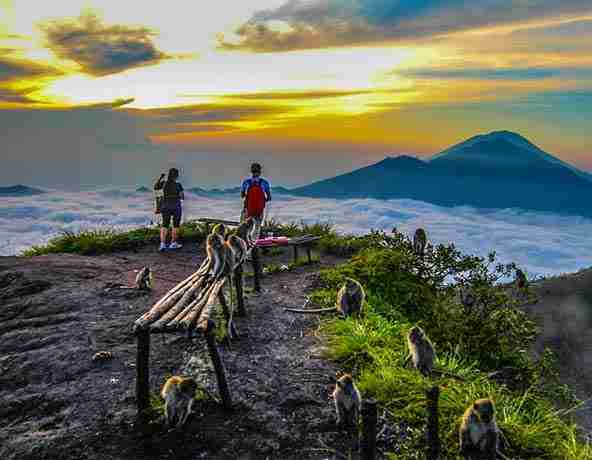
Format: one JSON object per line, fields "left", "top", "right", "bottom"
{"left": 1, "top": 190, "right": 590, "bottom": 279}
{"left": 1, "top": 0, "right": 591, "bottom": 189}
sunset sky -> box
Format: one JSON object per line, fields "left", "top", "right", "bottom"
{"left": 1, "top": 0, "right": 591, "bottom": 189}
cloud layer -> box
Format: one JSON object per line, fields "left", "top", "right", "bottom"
{"left": 1, "top": 190, "right": 590, "bottom": 279}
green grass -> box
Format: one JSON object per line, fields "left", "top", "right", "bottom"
{"left": 313, "top": 235, "right": 591, "bottom": 459}
{"left": 22, "top": 221, "right": 208, "bottom": 256}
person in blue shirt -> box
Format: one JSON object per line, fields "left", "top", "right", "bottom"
{"left": 240, "top": 162, "right": 272, "bottom": 225}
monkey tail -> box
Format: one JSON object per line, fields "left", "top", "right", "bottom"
{"left": 283, "top": 307, "right": 336, "bottom": 313}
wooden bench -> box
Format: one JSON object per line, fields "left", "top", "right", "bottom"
{"left": 133, "top": 259, "right": 247, "bottom": 420}
{"left": 285, "top": 235, "right": 321, "bottom": 264}
{"left": 197, "top": 218, "right": 241, "bottom": 235}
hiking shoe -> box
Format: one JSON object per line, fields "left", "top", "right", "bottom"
{"left": 158, "top": 242, "right": 168, "bottom": 252}
{"left": 169, "top": 241, "right": 183, "bottom": 249}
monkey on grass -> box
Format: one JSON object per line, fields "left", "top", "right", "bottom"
{"left": 413, "top": 228, "right": 427, "bottom": 257}
{"left": 459, "top": 398, "right": 501, "bottom": 460}
{"left": 161, "top": 376, "right": 198, "bottom": 430}
{"left": 404, "top": 326, "right": 465, "bottom": 380}
{"left": 283, "top": 278, "right": 365, "bottom": 317}
{"left": 332, "top": 373, "right": 361, "bottom": 428}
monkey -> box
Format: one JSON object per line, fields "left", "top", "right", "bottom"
{"left": 211, "top": 222, "right": 226, "bottom": 238}
{"left": 283, "top": 278, "right": 365, "bottom": 317}
{"left": 196, "top": 233, "right": 228, "bottom": 278}
{"left": 332, "top": 373, "right": 361, "bottom": 428}
{"left": 459, "top": 286, "right": 476, "bottom": 312}
{"left": 459, "top": 398, "right": 500, "bottom": 460}
{"left": 515, "top": 268, "right": 527, "bottom": 289}
{"left": 92, "top": 351, "right": 112, "bottom": 362}
{"left": 221, "top": 234, "right": 248, "bottom": 339}
{"left": 161, "top": 376, "right": 198, "bottom": 429}
{"left": 413, "top": 228, "right": 427, "bottom": 257}
{"left": 135, "top": 266, "right": 153, "bottom": 291}
{"left": 406, "top": 325, "right": 435, "bottom": 377}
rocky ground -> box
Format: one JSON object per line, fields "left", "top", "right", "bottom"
{"left": 0, "top": 243, "right": 392, "bottom": 460}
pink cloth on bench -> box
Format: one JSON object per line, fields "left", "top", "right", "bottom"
{"left": 255, "top": 236, "right": 289, "bottom": 247}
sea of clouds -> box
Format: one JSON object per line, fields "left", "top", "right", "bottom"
{"left": 1, "top": 189, "right": 590, "bottom": 279}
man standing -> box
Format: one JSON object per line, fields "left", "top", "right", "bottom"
{"left": 240, "top": 162, "right": 272, "bottom": 238}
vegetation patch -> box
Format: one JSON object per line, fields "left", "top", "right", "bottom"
{"left": 312, "top": 231, "right": 589, "bottom": 459}
{"left": 22, "top": 221, "right": 208, "bottom": 256}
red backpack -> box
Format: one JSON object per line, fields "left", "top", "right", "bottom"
{"left": 245, "top": 179, "right": 266, "bottom": 218}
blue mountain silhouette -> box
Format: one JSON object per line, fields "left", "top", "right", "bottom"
{"left": 292, "top": 131, "right": 592, "bottom": 217}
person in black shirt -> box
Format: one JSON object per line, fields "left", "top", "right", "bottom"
{"left": 154, "top": 168, "right": 184, "bottom": 251}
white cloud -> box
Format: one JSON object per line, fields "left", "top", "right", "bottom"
{"left": 0, "top": 190, "right": 590, "bottom": 279}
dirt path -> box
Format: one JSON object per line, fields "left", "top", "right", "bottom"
{"left": 0, "top": 243, "right": 372, "bottom": 459}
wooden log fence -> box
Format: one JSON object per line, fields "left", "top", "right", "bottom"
{"left": 361, "top": 398, "right": 378, "bottom": 460}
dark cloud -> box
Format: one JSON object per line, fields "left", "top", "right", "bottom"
{"left": 39, "top": 12, "right": 171, "bottom": 76}
{"left": 396, "top": 65, "right": 592, "bottom": 82}
{"left": 219, "top": 0, "right": 592, "bottom": 52}
{"left": 0, "top": 54, "right": 62, "bottom": 82}
{"left": 0, "top": 51, "right": 63, "bottom": 104}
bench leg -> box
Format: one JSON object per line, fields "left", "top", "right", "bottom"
{"left": 234, "top": 266, "right": 246, "bottom": 316}
{"left": 306, "top": 246, "right": 312, "bottom": 264}
{"left": 204, "top": 321, "right": 232, "bottom": 410}
{"left": 218, "top": 289, "right": 238, "bottom": 339}
{"left": 251, "top": 246, "right": 262, "bottom": 293}
{"left": 136, "top": 330, "right": 151, "bottom": 422}
{"left": 293, "top": 245, "right": 298, "bottom": 264}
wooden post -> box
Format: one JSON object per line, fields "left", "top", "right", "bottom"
{"left": 251, "top": 246, "right": 262, "bottom": 293}
{"left": 426, "top": 386, "right": 440, "bottom": 460}
{"left": 217, "top": 289, "right": 238, "bottom": 339}
{"left": 204, "top": 320, "right": 232, "bottom": 410}
{"left": 234, "top": 265, "right": 246, "bottom": 316}
{"left": 361, "top": 398, "right": 377, "bottom": 460}
{"left": 135, "top": 329, "right": 151, "bottom": 421}
{"left": 293, "top": 245, "right": 298, "bottom": 264}
{"left": 306, "top": 245, "right": 312, "bottom": 264}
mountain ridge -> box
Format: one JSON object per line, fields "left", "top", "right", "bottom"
{"left": 291, "top": 131, "right": 592, "bottom": 217}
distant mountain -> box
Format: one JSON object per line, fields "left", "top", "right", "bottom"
{"left": 292, "top": 131, "right": 592, "bottom": 218}
{"left": 0, "top": 185, "right": 45, "bottom": 196}
{"left": 187, "top": 185, "right": 294, "bottom": 196}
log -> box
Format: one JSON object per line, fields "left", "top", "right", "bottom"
{"left": 181, "top": 278, "right": 226, "bottom": 329}
{"left": 426, "top": 386, "right": 440, "bottom": 460}
{"left": 134, "top": 271, "right": 201, "bottom": 328}
{"left": 361, "top": 398, "right": 377, "bottom": 460}
{"left": 204, "top": 319, "right": 233, "bottom": 409}
{"left": 167, "top": 280, "right": 218, "bottom": 328}
{"left": 149, "top": 276, "right": 207, "bottom": 329}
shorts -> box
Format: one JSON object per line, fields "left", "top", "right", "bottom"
{"left": 162, "top": 206, "right": 182, "bottom": 228}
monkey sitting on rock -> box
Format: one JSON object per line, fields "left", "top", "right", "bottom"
{"left": 332, "top": 373, "right": 361, "bottom": 428}
{"left": 459, "top": 398, "right": 500, "bottom": 460}
{"left": 284, "top": 278, "right": 365, "bottom": 317}
{"left": 161, "top": 376, "right": 198, "bottom": 430}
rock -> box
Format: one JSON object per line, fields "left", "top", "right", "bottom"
{"left": 92, "top": 351, "right": 113, "bottom": 362}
